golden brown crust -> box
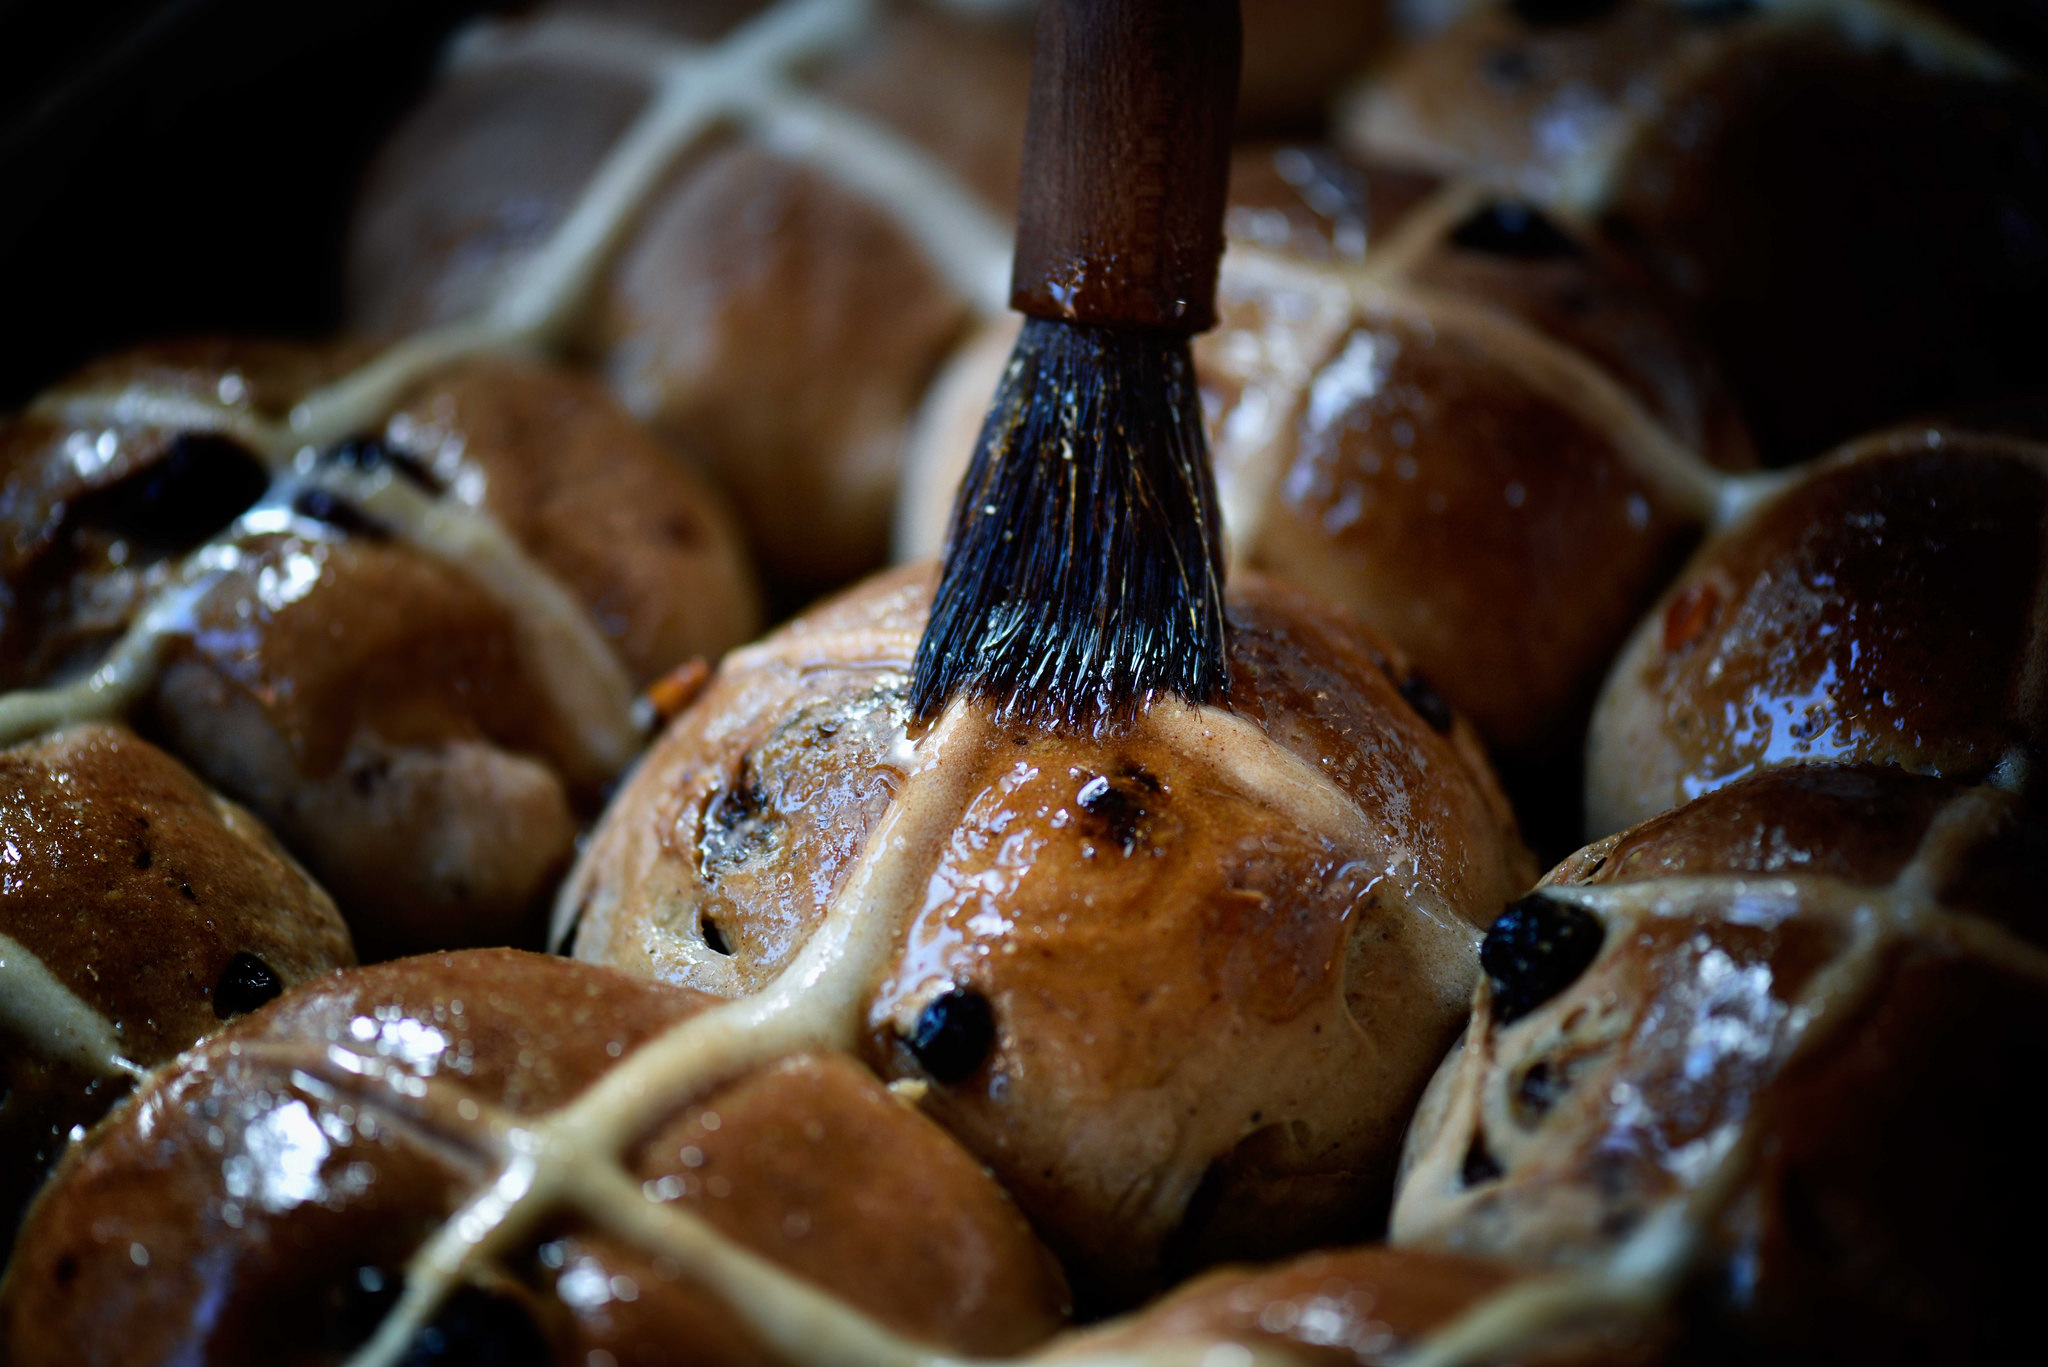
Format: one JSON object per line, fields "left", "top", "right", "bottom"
{"left": 381, "top": 357, "right": 761, "bottom": 686}
{"left": 346, "top": 57, "right": 647, "bottom": 335}
{"left": 0, "top": 338, "right": 370, "bottom": 688}
{"left": 1586, "top": 428, "right": 2048, "bottom": 835}
{"left": 565, "top": 565, "right": 1531, "bottom": 1301}
{"left": 1394, "top": 884, "right": 1860, "bottom": 1267}
{"left": 599, "top": 142, "right": 974, "bottom": 590}
{"left": 1239, "top": 305, "right": 1690, "bottom": 757}
{"left": 1548, "top": 765, "right": 2048, "bottom": 943}
{"left": 0, "top": 724, "right": 352, "bottom": 1236}
{"left": 0, "top": 948, "right": 1067, "bottom": 1366}
{"left": 1047, "top": 1245, "right": 1520, "bottom": 1365}
{"left": 51, "top": 336, "right": 383, "bottom": 422}
{"left": 1219, "top": 150, "right": 1748, "bottom": 758}
{"left": 138, "top": 520, "right": 585, "bottom": 958}
{"left": 3, "top": 341, "right": 760, "bottom": 956}
{"left": 1341, "top": 2, "right": 1703, "bottom": 209}
{"left": 1047, "top": 1241, "right": 1677, "bottom": 1367}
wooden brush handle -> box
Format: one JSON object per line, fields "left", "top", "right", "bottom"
{"left": 1009, "top": 0, "right": 1241, "bottom": 335}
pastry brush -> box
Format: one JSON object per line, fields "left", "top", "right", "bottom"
{"left": 910, "top": 0, "right": 1240, "bottom": 727}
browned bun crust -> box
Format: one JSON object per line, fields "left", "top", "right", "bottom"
{"left": 1045, "top": 1242, "right": 1676, "bottom": 1367}
{"left": 0, "top": 339, "right": 371, "bottom": 686}
{"left": 1712, "top": 931, "right": 2047, "bottom": 1364}
{"left": 0, "top": 948, "right": 1068, "bottom": 1365}
{"left": 148, "top": 532, "right": 581, "bottom": 957}
{"left": 1342, "top": 3, "right": 1701, "bottom": 210}
{"left": 1549, "top": 764, "right": 2048, "bottom": 940}
{"left": 1216, "top": 155, "right": 1745, "bottom": 757}
{"left": 1237, "top": 0, "right": 1388, "bottom": 133}
{"left": 564, "top": 564, "right": 1531, "bottom": 1301}
{"left": 2, "top": 341, "right": 760, "bottom": 956}
{"left": 1046, "top": 1245, "right": 1518, "bottom": 1365}
{"left": 349, "top": 2, "right": 1032, "bottom": 593}
{"left": 1343, "top": 0, "right": 2048, "bottom": 462}
{"left": 0, "top": 723, "right": 352, "bottom": 1239}
{"left": 1586, "top": 426, "right": 2048, "bottom": 836}
{"left": 1394, "top": 777, "right": 2048, "bottom": 1364}
{"left": 380, "top": 357, "right": 761, "bottom": 688}
{"left": 1214, "top": 145, "right": 1748, "bottom": 468}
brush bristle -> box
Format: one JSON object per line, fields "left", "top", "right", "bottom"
{"left": 910, "top": 315, "right": 1229, "bottom": 727}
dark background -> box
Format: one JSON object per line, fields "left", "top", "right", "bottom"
{"left": 0, "top": 0, "right": 491, "bottom": 407}
{"left": 2, "top": 0, "right": 2046, "bottom": 410}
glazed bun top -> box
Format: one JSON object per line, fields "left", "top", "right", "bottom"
{"left": 562, "top": 564, "right": 1531, "bottom": 1300}
{"left": 1043, "top": 1241, "right": 1668, "bottom": 1367}
{"left": 1, "top": 341, "right": 759, "bottom": 711}
{"left": 1586, "top": 422, "right": 2048, "bottom": 836}
{"left": 0, "top": 722, "right": 351, "bottom": 1059}
{"left": 1, "top": 723, "right": 352, "bottom": 1236}
{"left": 0, "top": 948, "right": 1068, "bottom": 1367}
{"left": 1045, "top": 1245, "right": 1519, "bottom": 1367}
{"left": 372, "top": 356, "right": 761, "bottom": 691}
{"left": 1551, "top": 764, "right": 2048, "bottom": 933}
{"left": 1, "top": 339, "right": 762, "bottom": 955}
{"left": 1392, "top": 766, "right": 2048, "bottom": 1364}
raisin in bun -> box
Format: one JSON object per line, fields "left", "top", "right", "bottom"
{"left": 1585, "top": 421, "right": 2048, "bottom": 836}
{"left": 560, "top": 564, "right": 1532, "bottom": 1302}
{"left": 1341, "top": 0, "right": 2048, "bottom": 462}
{"left": 0, "top": 723, "right": 352, "bottom": 1244}
{"left": 1391, "top": 770, "right": 2048, "bottom": 1364}
{"left": 0, "top": 340, "right": 759, "bottom": 955}
{"left": 901, "top": 143, "right": 1748, "bottom": 763}
{"left": 0, "top": 948, "right": 1068, "bottom": 1366}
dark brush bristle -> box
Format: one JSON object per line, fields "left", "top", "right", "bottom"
{"left": 910, "top": 316, "right": 1229, "bottom": 728}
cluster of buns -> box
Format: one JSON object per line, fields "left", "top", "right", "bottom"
{"left": 3, "top": 2, "right": 2045, "bottom": 1365}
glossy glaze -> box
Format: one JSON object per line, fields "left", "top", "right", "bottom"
{"left": 0, "top": 724, "right": 352, "bottom": 1240}
{"left": 564, "top": 564, "right": 1531, "bottom": 1301}
{"left": 1395, "top": 775, "right": 2048, "bottom": 1364}
{"left": 1587, "top": 427, "right": 2048, "bottom": 835}
{"left": 0, "top": 949, "right": 1067, "bottom": 1366}
{"left": 1553, "top": 765, "right": 2048, "bottom": 943}
{"left": 1396, "top": 881, "right": 1857, "bottom": 1266}
{"left": 1048, "top": 1245, "right": 1519, "bottom": 1366}
{"left": 1, "top": 343, "right": 760, "bottom": 954}
{"left": 1046, "top": 1242, "right": 1675, "bottom": 1367}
